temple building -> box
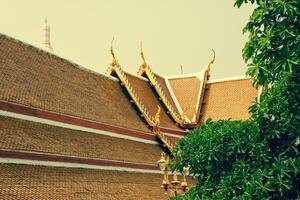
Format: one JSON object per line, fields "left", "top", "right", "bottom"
{"left": 0, "top": 21, "right": 258, "bottom": 199}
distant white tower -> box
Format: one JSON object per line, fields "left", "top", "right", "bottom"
{"left": 41, "top": 17, "right": 53, "bottom": 52}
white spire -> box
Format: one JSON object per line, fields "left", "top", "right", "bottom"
{"left": 41, "top": 17, "right": 53, "bottom": 52}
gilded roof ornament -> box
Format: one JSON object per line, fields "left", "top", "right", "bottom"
{"left": 207, "top": 49, "right": 216, "bottom": 74}
{"left": 140, "top": 42, "right": 147, "bottom": 69}
{"left": 155, "top": 105, "right": 161, "bottom": 126}
{"left": 136, "top": 44, "right": 184, "bottom": 126}
{"left": 180, "top": 106, "right": 189, "bottom": 123}
{"left": 110, "top": 38, "right": 117, "bottom": 66}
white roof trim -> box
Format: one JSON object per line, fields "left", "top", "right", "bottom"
{"left": 194, "top": 71, "right": 206, "bottom": 122}
{"left": 0, "top": 158, "right": 162, "bottom": 174}
{"left": 164, "top": 78, "right": 183, "bottom": 114}
{"left": 163, "top": 68, "right": 207, "bottom": 122}
{"left": 207, "top": 76, "right": 250, "bottom": 84}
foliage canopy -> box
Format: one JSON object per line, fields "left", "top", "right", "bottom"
{"left": 172, "top": 0, "right": 299, "bottom": 199}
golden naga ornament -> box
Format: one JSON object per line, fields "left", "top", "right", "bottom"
{"left": 110, "top": 37, "right": 118, "bottom": 66}
{"left": 155, "top": 105, "right": 161, "bottom": 126}
{"left": 140, "top": 42, "right": 147, "bottom": 69}
{"left": 207, "top": 49, "right": 216, "bottom": 74}
{"left": 137, "top": 43, "right": 184, "bottom": 126}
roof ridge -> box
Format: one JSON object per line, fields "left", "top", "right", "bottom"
{"left": 164, "top": 78, "right": 184, "bottom": 115}
{"left": 207, "top": 76, "right": 250, "bottom": 84}
{"left": 137, "top": 63, "right": 185, "bottom": 127}
{"left": 106, "top": 63, "right": 157, "bottom": 127}
{"left": 0, "top": 32, "right": 117, "bottom": 82}
{"left": 195, "top": 70, "right": 210, "bottom": 123}
{"left": 106, "top": 59, "right": 175, "bottom": 152}
{"left": 164, "top": 70, "right": 206, "bottom": 79}
{"left": 166, "top": 68, "right": 209, "bottom": 124}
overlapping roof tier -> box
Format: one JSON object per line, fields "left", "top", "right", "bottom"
{"left": 166, "top": 70, "right": 208, "bottom": 123}
{"left": 0, "top": 116, "right": 162, "bottom": 164}
{"left": 0, "top": 33, "right": 150, "bottom": 133}
{"left": 137, "top": 55, "right": 183, "bottom": 126}
{"left": 200, "top": 78, "right": 258, "bottom": 123}
{"left": 124, "top": 72, "right": 179, "bottom": 130}
{"left": 136, "top": 48, "right": 212, "bottom": 127}
{"left": 0, "top": 163, "right": 170, "bottom": 200}
{"left": 151, "top": 72, "right": 180, "bottom": 114}
{"left": 134, "top": 48, "right": 258, "bottom": 130}
{"left": 0, "top": 32, "right": 258, "bottom": 199}
{"left": 0, "top": 32, "right": 258, "bottom": 152}
{"left": 105, "top": 45, "right": 186, "bottom": 150}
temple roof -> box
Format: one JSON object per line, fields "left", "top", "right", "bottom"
{"left": 124, "top": 72, "right": 179, "bottom": 130}
{"left": 200, "top": 77, "right": 258, "bottom": 123}
{"left": 0, "top": 116, "right": 161, "bottom": 164}
{"left": 152, "top": 72, "right": 180, "bottom": 115}
{"left": 133, "top": 48, "right": 257, "bottom": 129}
{"left": 0, "top": 33, "right": 150, "bottom": 133}
{"left": 0, "top": 32, "right": 256, "bottom": 199}
{"left": 165, "top": 70, "right": 208, "bottom": 123}
{"left": 0, "top": 164, "right": 169, "bottom": 200}
{"left": 168, "top": 76, "right": 201, "bottom": 120}
{"left": 0, "top": 32, "right": 257, "bottom": 152}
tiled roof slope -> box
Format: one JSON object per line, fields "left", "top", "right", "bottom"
{"left": 0, "top": 116, "right": 161, "bottom": 164}
{"left": 168, "top": 76, "right": 202, "bottom": 121}
{"left": 153, "top": 73, "right": 180, "bottom": 115}
{"left": 200, "top": 78, "right": 257, "bottom": 123}
{"left": 125, "top": 72, "right": 180, "bottom": 130}
{"left": 0, "top": 33, "right": 149, "bottom": 132}
{"left": 0, "top": 164, "right": 169, "bottom": 200}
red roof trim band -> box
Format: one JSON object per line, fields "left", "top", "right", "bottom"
{"left": 159, "top": 127, "right": 187, "bottom": 136}
{"left": 0, "top": 101, "right": 156, "bottom": 141}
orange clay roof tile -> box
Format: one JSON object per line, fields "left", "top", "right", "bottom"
{"left": 0, "top": 116, "right": 162, "bottom": 164}
{"left": 0, "top": 164, "right": 170, "bottom": 200}
{"left": 124, "top": 72, "right": 180, "bottom": 130}
{"left": 200, "top": 78, "right": 258, "bottom": 123}
{"left": 152, "top": 73, "right": 180, "bottom": 115}
{"left": 0, "top": 33, "right": 150, "bottom": 132}
{"left": 168, "top": 76, "right": 202, "bottom": 121}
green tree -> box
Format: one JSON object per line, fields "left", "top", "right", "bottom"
{"left": 172, "top": 1, "right": 299, "bottom": 199}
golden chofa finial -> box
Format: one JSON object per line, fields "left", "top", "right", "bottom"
{"left": 155, "top": 105, "right": 161, "bottom": 126}
{"left": 110, "top": 37, "right": 117, "bottom": 66}
{"left": 140, "top": 41, "right": 147, "bottom": 69}
{"left": 207, "top": 49, "right": 216, "bottom": 74}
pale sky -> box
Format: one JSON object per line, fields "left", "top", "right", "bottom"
{"left": 0, "top": 0, "right": 254, "bottom": 79}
